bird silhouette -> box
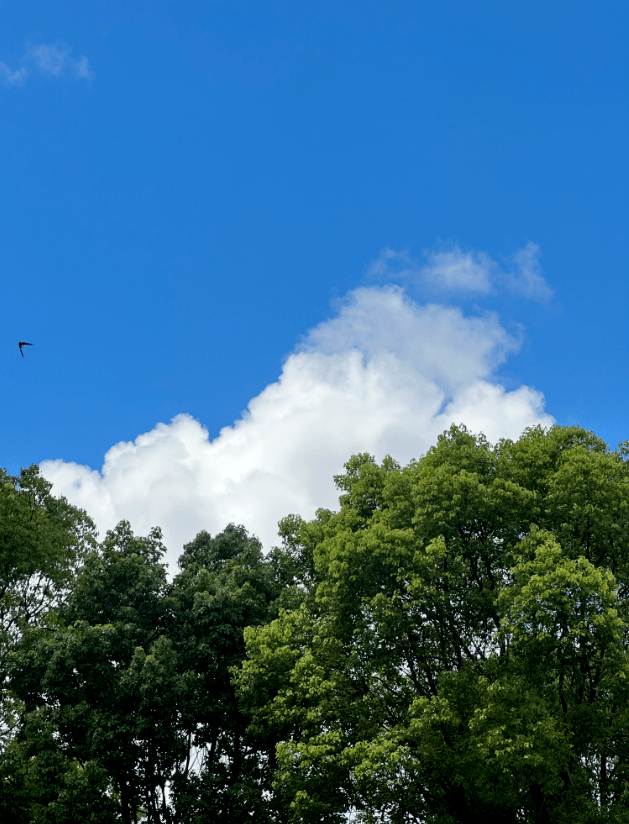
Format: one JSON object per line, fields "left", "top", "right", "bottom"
{"left": 18, "top": 342, "right": 33, "bottom": 358}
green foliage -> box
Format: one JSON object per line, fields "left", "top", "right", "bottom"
{"left": 238, "top": 425, "right": 629, "bottom": 823}
{"left": 4, "top": 520, "right": 286, "bottom": 823}
{"left": 5, "top": 521, "right": 176, "bottom": 823}
{"left": 4, "top": 425, "right": 629, "bottom": 822}
{"left": 170, "top": 524, "right": 284, "bottom": 822}
{"left": 0, "top": 465, "right": 95, "bottom": 662}
{"left": 0, "top": 465, "right": 96, "bottom": 766}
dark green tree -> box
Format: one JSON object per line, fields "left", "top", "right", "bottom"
{"left": 0, "top": 465, "right": 95, "bottom": 673}
{"left": 5, "top": 521, "right": 175, "bottom": 823}
{"left": 168, "top": 524, "right": 286, "bottom": 823}
{"left": 5, "top": 521, "right": 286, "bottom": 823}
{"left": 0, "top": 465, "right": 96, "bottom": 821}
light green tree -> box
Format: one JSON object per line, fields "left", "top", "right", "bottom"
{"left": 238, "top": 425, "right": 629, "bottom": 823}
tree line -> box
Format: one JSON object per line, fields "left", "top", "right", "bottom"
{"left": 1, "top": 424, "right": 628, "bottom": 822}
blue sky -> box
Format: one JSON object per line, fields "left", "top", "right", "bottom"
{"left": 1, "top": 1, "right": 627, "bottom": 561}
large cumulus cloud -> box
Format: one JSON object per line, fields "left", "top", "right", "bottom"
{"left": 41, "top": 286, "right": 553, "bottom": 568}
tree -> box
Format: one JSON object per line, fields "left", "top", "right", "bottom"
{"left": 0, "top": 465, "right": 95, "bottom": 674}
{"left": 237, "top": 425, "right": 629, "bottom": 823}
{"left": 0, "top": 464, "right": 96, "bottom": 820}
{"left": 5, "top": 521, "right": 175, "bottom": 823}
{"left": 169, "top": 524, "right": 286, "bottom": 823}
{"left": 5, "top": 522, "right": 286, "bottom": 823}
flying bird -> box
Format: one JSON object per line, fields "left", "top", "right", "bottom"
{"left": 18, "top": 342, "right": 33, "bottom": 358}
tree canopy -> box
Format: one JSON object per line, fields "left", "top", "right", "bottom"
{"left": 239, "top": 425, "right": 629, "bottom": 823}
{"left": 2, "top": 425, "right": 629, "bottom": 822}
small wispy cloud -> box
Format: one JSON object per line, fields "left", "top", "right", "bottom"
{"left": 365, "top": 247, "right": 419, "bottom": 281}
{"left": 26, "top": 43, "right": 70, "bottom": 76}
{"left": 506, "top": 241, "right": 553, "bottom": 302}
{"left": 367, "top": 241, "right": 553, "bottom": 303}
{"left": 0, "top": 40, "right": 93, "bottom": 87}
{"left": 421, "top": 247, "right": 495, "bottom": 294}
{"left": 72, "top": 55, "right": 94, "bottom": 81}
{"left": 0, "top": 63, "right": 28, "bottom": 87}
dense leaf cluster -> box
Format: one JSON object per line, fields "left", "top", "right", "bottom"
{"left": 240, "top": 426, "right": 629, "bottom": 823}
{"left": 1, "top": 425, "right": 629, "bottom": 822}
{"left": 1, "top": 509, "right": 282, "bottom": 823}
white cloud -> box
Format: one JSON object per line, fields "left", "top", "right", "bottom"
{"left": 0, "top": 41, "right": 93, "bottom": 87}
{"left": 420, "top": 246, "right": 494, "bottom": 293}
{"left": 41, "top": 285, "right": 553, "bottom": 571}
{"left": 26, "top": 43, "right": 70, "bottom": 76}
{"left": 0, "top": 62, "right": 28, "bottom": 87}
{"left": 72, "top": 55, "right": 94, "bottom": 82}
{"left": 505, "top": 241, "right": 552, "bottom": 302}
{"left": 365, "top": 247, "right": 418, "bottom": 280}
{"left": 368, "top": 242, "right": 552, "bottom": 302}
